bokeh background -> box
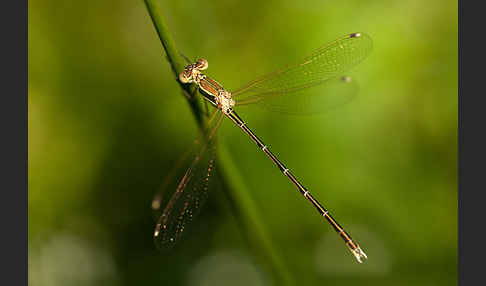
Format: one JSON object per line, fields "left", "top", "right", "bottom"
{"left": 28, "top": 0, "right": 457, "bottom": 285}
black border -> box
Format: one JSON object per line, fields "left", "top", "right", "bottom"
{"left": 459, "top": 0, "right": 485, "bottom": 285}
{"left": 1, "top": 0, "right": 28, "bottom": 285}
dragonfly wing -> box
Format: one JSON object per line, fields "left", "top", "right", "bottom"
{"left": 152, "top": 111, "right": 223, "bottom": 250}
{"left": 235, "top": 76, "right": 359, "bottom": 115}
{"left": 232, "top": 33, "right": 372, "bottom": 102}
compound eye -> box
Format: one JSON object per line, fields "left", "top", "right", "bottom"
{"left": 196, "top": 58, "right": 208, "bottom": 70}
{"left": 179, "top": 70, "right": 192, "bottom": 83}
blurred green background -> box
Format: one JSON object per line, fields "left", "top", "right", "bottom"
{"left": 28, "top": 0, "right": 457, "bottom": 285}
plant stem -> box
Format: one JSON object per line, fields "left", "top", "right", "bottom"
{"left": 143, "top": 1, "right": 294, "bottom": 285}
{"left": 217, "top": 143, "right": 294, "bottom": 286}
{"left": 143, "top": 0, "right": 202, "bottom": 125}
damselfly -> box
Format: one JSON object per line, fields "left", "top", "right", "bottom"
{"left": 152, "top": 32, "right": 373, "bottom": 263}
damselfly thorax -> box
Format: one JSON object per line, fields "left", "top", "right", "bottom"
{"left": 179, "top": 58, "right": 235, "bottom": 114}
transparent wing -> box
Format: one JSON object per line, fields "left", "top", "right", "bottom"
{"left": 152, "top": 111, "right": 223, "bottom": 250}
{"left": 235, "top": 76, "right": 359, "bottom": 115}
{"left": 231, "top": 33, "right": 372, "bottom": 101}
{"left": 151, "top": 110, "right": 221, "bottom": 219}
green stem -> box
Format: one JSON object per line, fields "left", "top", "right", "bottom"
{"left": 143, "top": 1, "right": 294, "bottom": 285}
{"left": 143, "top": 0, "right": 202, "bottom": 124}
{"left": 217, "top": 144, "right": 294, "bottom": 286}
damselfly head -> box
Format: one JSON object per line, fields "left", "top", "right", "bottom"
{"left": 195, "top": 58, "right": 208, "bottom": 70}
{"left": 179, "top": 66, "right": 193, "bottom": 83}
